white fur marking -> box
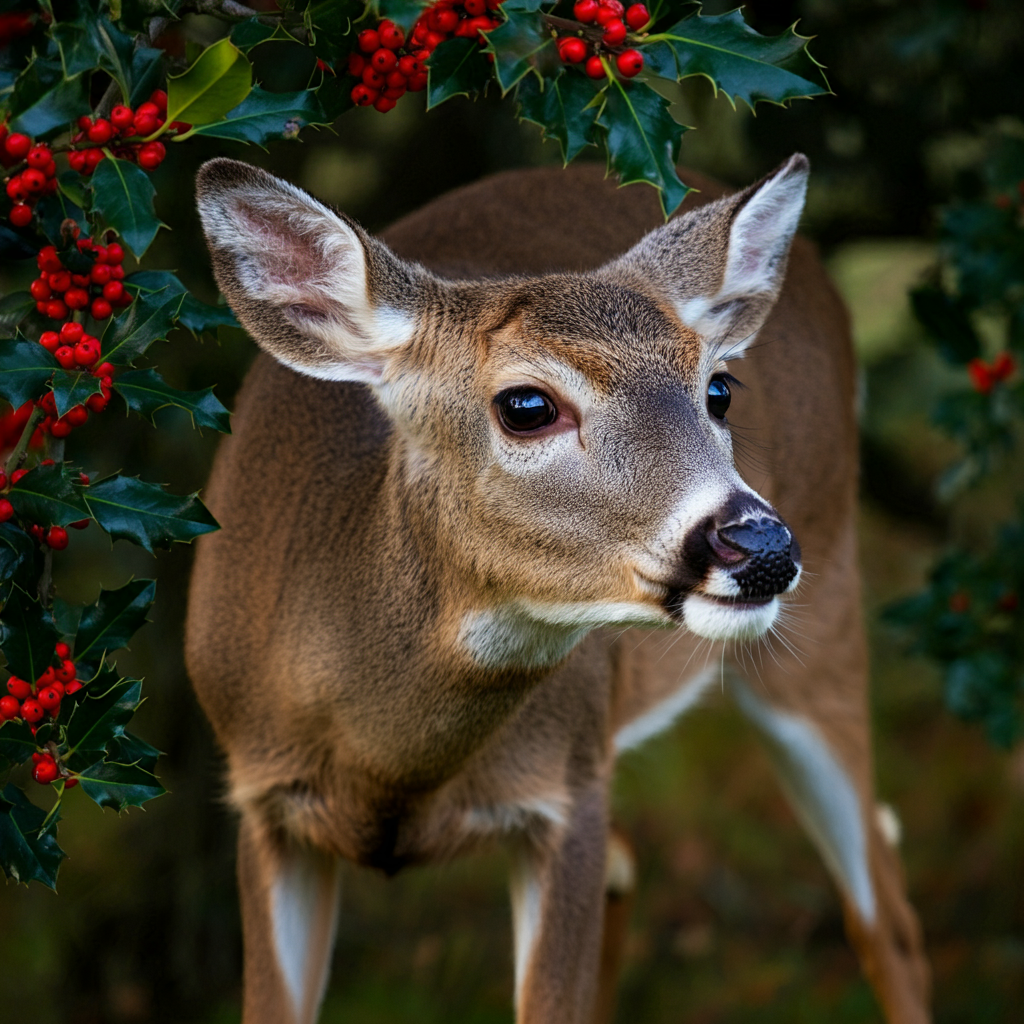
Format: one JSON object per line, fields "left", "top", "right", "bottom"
{"left": 466, "top": 794, "right": 569, "bottom": 835}
{"left": 270, "top": 849, "right": 340, "bottom": 1022}
{"left": 509, "top": 855, "right": 544, "bottom": 1007}
{"left": 704, "top": 566, "right": 743, "bottom": 598}
{"left": 732, "top": 681, "right": 876, "bottom": 923}
{"left": 876, "top": 802, "right": 902, "bottom": 848}
{"left": 615, "top": 666, "right": 718, "bottom": 752}
{"left": 682, "top": 593, "right": 780, "bottom": 642}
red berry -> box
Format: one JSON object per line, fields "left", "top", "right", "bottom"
{"left": 105, "top": 242, "right": 124, "bottom": 264}
{"left": 371, "top": 47, "right": 398, "bottom": 73}
{"left": 558, "top": 37, "right": 587, "bottom": 63}
{"left": 0, "top": 695, "right": 19, "bottom": 720}
{"left": 428, "top": 7, "right": 459, "bottom": 33}
{"left": 30, "top": 278, "right": 52, "bottom": 301}
{"left": 374, "top": 96, "right": 397, "bottom": 113}
{"left": 397, "top": 54, "right": 418, "bottom": 77}
{"left": 78, "top": 116, "right": 93, "bottom": 131}
{"left": 585, "top": 54, "right": 606, "bottom": 78}
{"left": 38, "top": 392, "right": 57, "bottom": 415}
{"left": 137, "top": 141, "right": 166, "bottom": 170}
{"left": 111, "top": 105, "right": 134, "bottom": 131}
{"left": 602, "top": 18, "right": 627, "bottom": 45}
{"left": 74, "top": 337, "right": 101, "bottom": 366}
{"left": 55, "top": 658, "right": 76, "bottom": 683}
{"left": 625, "top": 3, "right": 648, "bottom": 29}
{"left": 45, "top": 299, "right": 68, "bottom": 320}
{"left": 132, "top": 112, "right": 160, "bottom": 136}
{"left": 616, "top": 47, "right": 644, "bottom": 76}
{"left": 32, "top": 757, "right": 59, "bottom": 784}
{"left": 49, "top": 270, "right": 71, "bottom": 292}
{"left": 20, "top": 699, "right": 44, "bottom": 724}
{"left": 37, "top": 246, "right": 62, "bottom": 274}
{"left": 65, "top": 405, "right": 89, "bottom": 428}
{"left": 39, "top": 330, "right": 60, "bottom": 351}
{"left": 348, "top": 52, "right": 366, "bottom": 77}
{"left": 9, "top": 204, "right": 32, "bottom": 228}
{"left": 37, "top": 686, "right": 62, "bottom": 711}
{"left": 70, "top": 518, "right": 91, "bottom": 529}
{"left": 7, "top": 676, "right": 31, "bottom": 699}
{"left": 358, "top": 29, "right": 380, "bottom": 52}
{"left": 6, "top": 175, "right": 28, "bottom": 202}
{"left": 574, "top": 0, "right": 599, "bottom": 21}
{"left": 26, "top": 145, "right": 50, "bottom": 169}
{"left": 68, "top": 150, "right": 87, "bottom": 172}
{"left": 60, "top": 321, "right": 84, "bottom": 345}
{"left": 21, "top": 167, "right": 45, "bottom": 192}
{"left": 88, "top": 119, "right": 113, "bottom": 144}
{"left": 71, "top": 272, "right": 91, "bottom": 287}
{"left": 362, "top": 65, "right": 385, "bottom": 89}
{"left": 11, "top": 469, "right": 28, "bottom": 484}
{"left": 378, "top": 20, "right": 405, "bottom": 48}
{"left": 90, "top": 262, "right": 112, "bottom": 285}
{"left": 46, "top": 526, "right": 68, "bottom": 550}
{"left": 56, "top": 642, "right": 71, "bottom": 660}
{"left": 64, "top": 679, "right": 83, "bottom": 695}
{"left": 90, "top": 297, "right": 113, "bottom": 320}
{"left": 150, "top": 89, "right": 168, "bottom": 114}
{"left": 50, "top": 418, "right": 73, "bottom": 438}
{"left": 351, "top": 84, "right": 377, "bottom": 107}
{"left": 464, "top": 0, "right": 487, "bottom": 13}
{"left": 64, "top": 287, "right": 89, "bottom": 311}
{"left": 55, "top": 345, "right": 77, "bottom": 369}
{"left": 65, "top": 777, "right": 79, "bottom": 788}
{"left": 4, "top": 132, "right": 30, "bottom": 159}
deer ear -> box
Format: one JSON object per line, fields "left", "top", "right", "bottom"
{"left": 196, "top": 158, "right": 427, "bottom": 384}
{"left": 607, "top": 154, "right": 809, "bottom": 357}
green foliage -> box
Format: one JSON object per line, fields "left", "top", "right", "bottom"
{"left": 0, "top": 0, "right": 825, "bottom": 891}
{"left": 891, "top": 130, "right": 1024, "bottom": 745}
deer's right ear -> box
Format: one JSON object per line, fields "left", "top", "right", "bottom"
{"left": 196, "top": 158, "right": 426, "bottom": 385}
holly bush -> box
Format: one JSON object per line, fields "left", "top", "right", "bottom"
{"left": 888, "top": 129, "right": 1024, "bottom": 749}
{"left": 0, "top": 0, "right": 826, "bottom": 890}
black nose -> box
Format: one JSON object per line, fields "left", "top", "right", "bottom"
{"left": 716, "top": 517, "right": 799, "bottom": 599}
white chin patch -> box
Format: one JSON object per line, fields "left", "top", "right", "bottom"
{"left": 682, "top": 594, "right": 779, "bottom": 641}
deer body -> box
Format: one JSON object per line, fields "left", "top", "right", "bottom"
{"left": 187, "top": 160, "right": 930, "bottom": 1023}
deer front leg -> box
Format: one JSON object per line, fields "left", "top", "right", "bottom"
{"left": 508, "top": 782, "right": 611, "bottom": 1024}
{"left": 236, "top": 813, "right": 341, "bottom": 1024}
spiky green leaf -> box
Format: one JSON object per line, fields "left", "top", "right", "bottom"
{"left": 90, "top": 157, "right": 165, "bottom": 260}
{"left": 73, "top": 579, "right": 157, "bottom": 666}
{"left": 114, "top": 369, "right": 231, "bottom": 432}
{"left": 8, "top": 463, "right": 91, "bottom": 529}
{"left": 0, "top": 337, "right": 57, "bottom": 408}
{"left": 0, "top": 784, "right": 65, "bottom": 889}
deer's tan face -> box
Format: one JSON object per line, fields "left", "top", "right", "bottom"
{"left": 196, "top": 157, "right": 809, "bottom": 665}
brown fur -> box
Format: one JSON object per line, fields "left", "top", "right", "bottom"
{"left": 187, "top": 163, "right": 930, "bottom": 1023}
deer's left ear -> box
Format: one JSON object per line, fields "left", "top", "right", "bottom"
{"left": 604, "top": 154, "right": 809, "bottom": 356}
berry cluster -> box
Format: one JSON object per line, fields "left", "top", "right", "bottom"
{"left": 0, "top": 643, "right": 84, "bottom": 733}
{"left": 1, "top": 127, "right": 58, "bottom": 228}
{"left": 558, "top": 0, "right": 648, "bottom": 79}
{"left": 348, "top": 1, "right": 503, "bottom": 112}
{"left": 36, "top": 324, "right": 114, "bottom": 436}
{"left": 968, "top": 352, "right": 1016, "bottom": 394}
{"left": 0, "top": 400, "right": 44, "bottom": 453}
{"left": 0, "top": 466, "right": 91, "bottom": 546}
{"left": 32, "top": 237, "right": 132, "bottom": 322}
{"left": 68, "top": 90, "right": 181, "bottom": 175}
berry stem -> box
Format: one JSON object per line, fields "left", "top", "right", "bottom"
{"left": 37, "top": 784, "right": 64, "bottom": 832}
{"left": 4, "top": 405, "right": 43, "bottom": 478}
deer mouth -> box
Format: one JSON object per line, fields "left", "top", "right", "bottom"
{"left": 665, "top": 590, "right": 781, "bottom": 642}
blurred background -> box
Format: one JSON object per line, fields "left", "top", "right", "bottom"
{"left": 2, "top": 0, "right": 1023, "bottom": 1021}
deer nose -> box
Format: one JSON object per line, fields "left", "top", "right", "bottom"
{"left": 712, "top": 516, "right": 800, "bottom": 599}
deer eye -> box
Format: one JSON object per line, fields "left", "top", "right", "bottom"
{"left": 495, "top": 388, "right": 558, "bottom": 433}
{"left": 707, "top": 375, "right": 731, "bottom": 420}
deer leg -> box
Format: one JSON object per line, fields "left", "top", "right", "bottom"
{"left": 591, "top": 828, "right": 636, "bottom": 1024}
{"left": 508, "top": 782, "right": 611, "bottom": 1024}
{"left": 236, "top": 813, "right": 341, "bottom": 1024}
{"left": 731, "top": 677, "right": 930, "bottom": 1024}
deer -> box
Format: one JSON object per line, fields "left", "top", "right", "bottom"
{"left": 186, "top": 152, "right": 932, "bottom": 1024}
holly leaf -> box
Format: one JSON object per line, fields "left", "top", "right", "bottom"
{"left": 648, "top": 9, "right": 830, "bottom": 109}
{"left": 101, "top": 289, "right": 183, "bottom": 366}
{"left": 0, "top": 586, "right": 59, "bottom": 684}
{"left": 0, "top": 719, "right": 38, "bottom": 771}
{"left": 36, "top": 186, "right": 89, "bottom": 246}
{"left": 911, "top": 284, "right": 981, "bottom": 364}
{"left": 374, "top": 0, "right": 425, "bottom": 33}
{"left": 8, "top": 462, "right": 91, "bottom": 529}
{"left": 64, "top": 677, "right": 142, "bottom": 756}
{"left": 599, "top": 79, "right": 690, "bottom": 217}
{"left": 114, "top": 369, "right": 231, "bottom": 432}
{"left": 85, "top": 474, "right": 219, "bottom": 553}
{"left": 0, "top": 522, "right": 37, "bottom": 599}
{"left": 51, "top": 597, "right": 83, "bottom": 643}
{"left": 427, "top": 37, "right": 494, "bottom": 109}
{"left": 231, "top": 18, "right": 290, "bottom": 52}
{"left": 191, "top": 87, "right": 326, "bottom": 147}
{"left": 0, "top": 783, "right": 65, "bottom": 889}
{"left": 77, "top": 759, "right": 166, "bottom": 812}
{"left": 6, "top": 57, "right": 91, "bottom": 138}
{"left": 52, "top": 9, "right": 136, "bottom": 99}
{"left": 125, "top": 271, "right": 237, "bottom": 335}
{"left": 516, "top": 69, "right": 600, "bottom": 163}
{"left": 0, "top": 292, "right": 36, "bottom": 335}
{"left": 0, "top": 337, "right": 57, "bottom": 408}
{"left": 73, "top": 579, "right": 157, "bottom": 666}
{"left": 107, "top": 730, "right": 162, "bottom": 774}
{"left": 306, "top": 0, "right": 367, "bottom": 63}
{"left": 483, "top": 0, "right": 553, "bottom": 95}
{"left": 166, "top": 37, "right": 253, "bottom": 128}
{"left": 91, "top": 157, "right": 165, "bottom": 260}
{"left": 51, "top": 369, "right": 104, "bottom": 419}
